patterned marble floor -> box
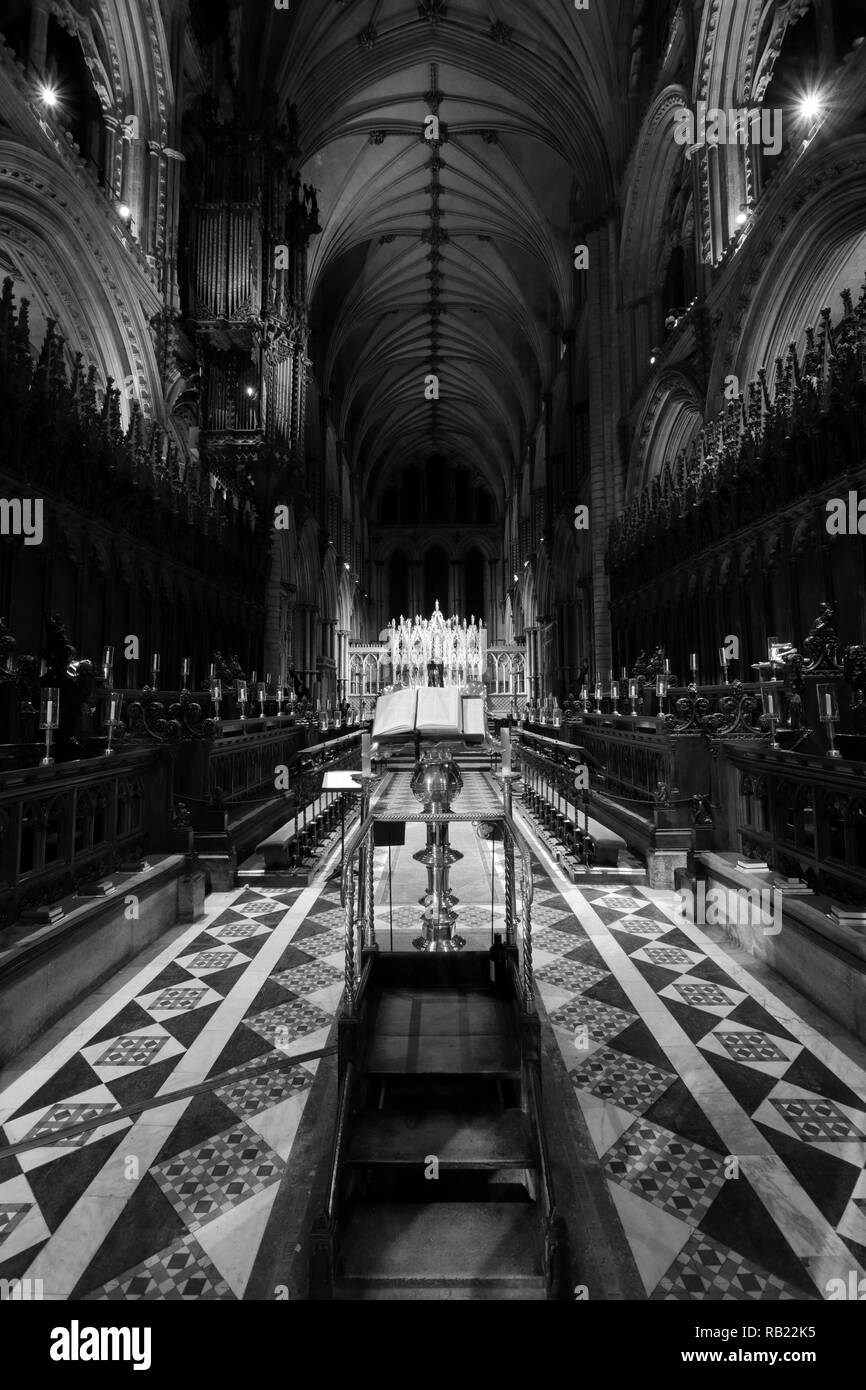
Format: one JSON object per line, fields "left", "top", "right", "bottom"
{"left": 518, "top": 805, "right": 866, "bottom": 1301}
{"left": 2, "top": 807, "right": 865, "bottom": 1299}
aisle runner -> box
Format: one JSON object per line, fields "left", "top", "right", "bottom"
{"left": 520, "top": 814, "right": 866, "bottom": 1300}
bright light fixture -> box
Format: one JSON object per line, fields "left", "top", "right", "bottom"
{"left": 117, "top": 203, "right": 132, "bottom": 222}
{"left": 735, "top": 210, "right": 748, "bottom": 227}
{"left": 39, "top": 83, "right": 58, "bottom": 108}
{"left": 799, "top": 92, "right": 822, "bottom": 121}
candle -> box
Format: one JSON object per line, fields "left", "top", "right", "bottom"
{"left": 251, "top": 670, "right": 257, "bottom": 686}
{"left": 103, "top": 645, "right": 114, "bottom": 669}
{"left": 611, "top": 682, "right": 620, "bottom": 700}
{"left": 629, "top": 679, "right": 638, "bottom": 699}
{"left": 664, "top": 658, "right": 670, "bottom": 674}
{"left": 46, "top": 698, "right": 54, "bottom": 726}
{"left": 151, "top": 653, "right": 160, "bottom": 674}
{"left": 258, "top": 683, "right": 266, "bottom": 707}
{"left": 208, "top": 663, "right": 216, "bottom": 683}
{"left": 824, "top": 692, "right": 834, "bottom": 719}
{"left": 182, "top": 658, "right": 190, "bottom": 676}
{"left": 690, "top": 652, "right": 698, "bottom": 671}
{"left": 109, "top": 695, "right": 119, "bottom": 723}
{"left": 213, "top": 679, "right": 222, "bottom": 701}
{"left": 621, "top": 667, "right": 627, "bottom": 681}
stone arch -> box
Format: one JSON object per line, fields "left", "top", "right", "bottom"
{"left": 629, "top": 368, "right": 706, "bottom": 498}
{"left": 709, "top": 134, "right": 866, "bottom": 403}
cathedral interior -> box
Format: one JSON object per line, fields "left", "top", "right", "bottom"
{"left": 2, "top": 0, "right": 866, "bottom": 1316}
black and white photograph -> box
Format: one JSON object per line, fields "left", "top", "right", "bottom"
{"left": 0, "top": 0, "right": 865, "bottom": 1360}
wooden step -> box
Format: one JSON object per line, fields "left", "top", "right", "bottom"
{"left": 348, "top": 1110, "right": 535, "bottom": 1168}
{"left": 374, "top": 988, "right": 513, "bottom": 1037}
{"left": 335, "top": 1203, "right": 544, "bottom": 1287}
{"left": 365, "top": 1032, "right": 520, "bottom": 1076}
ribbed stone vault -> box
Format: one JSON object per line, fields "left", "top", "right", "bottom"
{"left": 245, "top": 0, "right": 629, "bottom": 510}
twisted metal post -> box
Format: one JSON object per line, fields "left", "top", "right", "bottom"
{"left": 344, "top": 858, "right": 356, "bottom": 1010}
{"left": 520, "top": 849, "right": 534, "bottom": 1009}
{"left": 366, "top": 823, "right": 376, "bottom": 950}
{"left": 503, "top": 823, "right": 516, "bottom": 949}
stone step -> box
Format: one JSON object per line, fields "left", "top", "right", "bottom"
{"left": 348, "top": 1109, "right": 535, "bottom": 1168}
{"left": 335, "top": 1202, "right": 544, "bottom": 1288}
{"left": 365, "top": 1031, "right": 520, "bottom": 1076}
{"left": 373, "top": 988, "right": 514, "bottom": 1037}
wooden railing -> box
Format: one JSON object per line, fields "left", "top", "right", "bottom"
{"left": 0, "top": 746, "right": 167, "bottom": 930}
{"left": 727, "top": 744, "right": 866, "bottom": 904}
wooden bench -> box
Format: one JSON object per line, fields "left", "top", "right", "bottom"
{"left": 571, "top": 815, "right": 625, "bottom": 868}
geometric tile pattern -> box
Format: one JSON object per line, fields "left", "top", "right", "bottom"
{"left": 214, "top": 1063, "right": 314, "bottom": 1118}
{"left": 244, "top": 999, "right": 333, "bottom": 1048}
{"left": 604, "top": 1120, "right": 725, "bottom": 1222}
{"left": 653, "top": 1233, "right": 801, "bottom": 1301}
{"left": 533, "top": 927, "right": 588, "bottom": 957}
{"left": 671, "top": 981, "right": 735, "bottom": 1009}
{"left": 639, "top": 945, "right": 704, "bottom": 969}
{"left": 609, "top": 916, "right": 672, "bottom": 940}
{"left": 21, "top": 1101, "right": 120, "bottom": 1148}
{"left": 228, "top": 899, "right": 287, "bottom": 918}
{"left": 548, "top": 996, "right": 636, "bottom": 1044}
{"left": 768, "top": 1097, "right": 866, "bottom": 1143}
{"left": 208, "top": 920, "right": 272, "bottom": 942}
{"left": 715, "top": 1031, "right": 789, "bottom": 1064}
{"left": 93, "top": 1035, "right": 168, "bottom": 1068}
{"left": 270, "top": 961, "right": 343, "bottom": 995}
{"left": 292, "top": 930, "right": 345, "bottom": 960}
{"left": 150, "top": 1124, "right": 286, "bottom": 1230}
{"left": 535, "top": 959, "right": 609, "bottom": 993}
{"left": 86, "top": 1233, "right": 235, "bottom": 1300}
{"left": 571, "top": 1046, "right": 675, "bottom": 1113}
{"left": 148, "top": 987, "right": 209, "bottom": 1012}
{"left": 186, "top": 950, "right": 241, "bottom": 971}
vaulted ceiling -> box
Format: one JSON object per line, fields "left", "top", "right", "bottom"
{"left": 247, "top": 0, "right": 632, "bottom": 510}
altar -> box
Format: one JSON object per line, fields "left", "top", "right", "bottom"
{"left": 389, "top": 602, "right": 487, "bottom": 688}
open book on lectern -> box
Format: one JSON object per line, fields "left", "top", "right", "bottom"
{"left": 372, "top": 688, "right": 486, "bottom": 742}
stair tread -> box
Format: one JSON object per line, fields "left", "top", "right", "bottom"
{"left": 337, "top": 1202, "right": 543, "bottom": 1282}
{"left": 365, "top": 1033, "right": 520, "bottom": 1075}
{"left": 374, "top": 989, "right": 514, "bottom": 1037}
{"left": 348, "top": 1109, "right": 535, "bottom": 1166}
{"left": 334, "top": 1282, "right": 546, "bottom": 1300}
